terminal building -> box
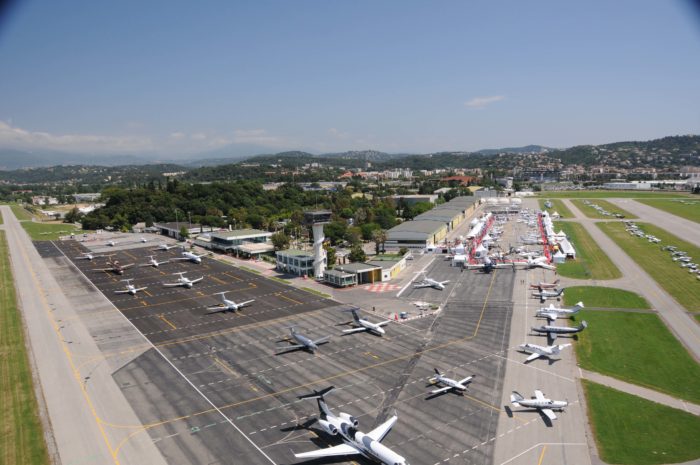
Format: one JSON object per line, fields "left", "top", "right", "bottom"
{"left": 275, "top": 249, "right": 315, "bottom": 276}
{"left": 206, "top": 229, "right": 274, "bottom": 258}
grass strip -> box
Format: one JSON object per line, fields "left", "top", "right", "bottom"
{"left": 238, "top": 265, "right": 261, "bottom": 275}
{"left": 269, "top": 276, "right": 292, "bottom": 285}
{"left": 637, "top": 198, "right": 700, "bottom": 224}
{"left": 538, "top": 191, "right": 689, "bottom": 199}
{"left": 575, "top": 310, "right": 700, "bottom": 403}
{"left": 552, "top": 221, "right": 620, "bottom": 279}
{"left": 598, "top": 222, "right": 700, "bottom": 312}
{"left": 562, "top": 285, "right": 649, "bottom": 309}
{"left": 0, "top": 231, "right": 50, "bottom": 465}
{"left": 300, "top": 287, "right": 331, "bottom": 298}
{"left": 10, "top": 204, "right": 34, "bottom": 221}
{"left": 19, "top": 221, "right": 81, "bottom": 241}
{"left": 570, "top": 199, "right": 637, "bottom": 219}
{"left": 582, "top": 380, "right": 700, "bottom": 465}
{"left": 538, "top": 199, "right": 573, "bottom": 218}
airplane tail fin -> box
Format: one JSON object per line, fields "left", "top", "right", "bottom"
{"left": 579, "top": 321, "right": 588, "bottom": 330}
{"left": 573, "top": 301, "right": 584, "bottom": 311}
{"left": 342, "top": 308, "right": 360, "bottom": 321}
{"left": 297, "top": 386, "right": 335, "bottom": 400}
{"left": 434, "top": 368, "right": 441, "bottom": 376}
{"left": 554, "top": 279, "right": 560, "bottom": 285}
{"left": 510, "top": 391, "right": 524, "bottom": 404}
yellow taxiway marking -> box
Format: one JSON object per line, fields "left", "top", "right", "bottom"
{"left": 223, "top": 271, "right": 242, "bottom": 281}
{"left": 141, "top": 301, "right": 148, "bottom": 307}
{"left": 158, "top": 314, "right": 177, "bottom": 330}
{"left": 249, "top": 282, "right": 257, "bottom": 288}
{"left": 275, "top": 292, "right": 302, "bottom": 305}
{"left": 143, "top": 290, "right": 152, "bottom": 297}
{"left": 121, "top": 285, "right": 255, "bottom": 311}
{"left": 212, "top": 356, "right": 239, "bottom": 378}
{"left": 249, "top": 384, "right": 259, "bottom": 393}
{"left": 210, "top": 275, "right": 226, "bottom": 285}
{"left": 196, "top": 291, "right": 205, "bottom": 296}
{"left": 364, "top": 351, "right": 380, "bottom": 360}
{"left": 537, "top": 445, "right": 548, "bottom": 465}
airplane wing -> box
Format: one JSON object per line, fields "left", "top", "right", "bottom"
{"left": 541, "top": 408, "right": 557, "bottom": 420}
{"left": 312, "top": 336, "right": 331, "bottom": 345}
{"left": 538, "top": 263, "right": 556, "bottom": 270}
{"left": 526, "top": 353, "right": 541, "bottom": 362}
{"left": 376, "top": 320, "right": 391, "bottom": 327}
{"left": 413, "top": 282, "right": 430, "bottom": 288}
{"left": 466, "top": 264, "right": 484, "bottom": 269}
{"left": 548, "top": 333, "right": 557, "bottom": 343}
{"left": 342, "top": 327, "right": 368, "bottom": 334}
{"left": 135, "top": 287, "right": 148, "bottom": 292}
{"left": 534, "top": 390, "right": 546, "bottom": 401}
{"left": 440, "top": 280, "right": 450, "bottom": 285}
{"left": 238, "top": 300, "right": 254, "bottom": 307}
{"left": 121, "top": 263, "right": 135, "bottom": 270}
{"left": 190, "top": 277, "right": 204, "bottom": 284}
{"left": 157, "top": 260, "right": 170, "bottom": 266}
{"left": 276, "top": 344, "right": 305, "bottom": 352}
{"left": 366, "top": 414, "right": 398, "bottom": 442}
{"left": 170, "top": 257, "right": 189, "bottom": 261}
{"left": 457, "top": 375, "right": 473, "bottom": 385}
{"left": 95, "top": 267, "right": 115, "bottom": 272}
{"left": 294, "top": 443, "right": 359, "bottom": 459}
{"left": 163, "top": 282, "right": 182, "bottom": 287}
{"left": 138, "top": 263, "right": 152, "bottom": 267}
{"left": 114, "top": 289, "right": 130, "bottom": 294}
{"left": 430, "top": 386, "right": 453, "bottom": 395}
{"left": 206, "top": 304, "right": 226, "bottom": 311}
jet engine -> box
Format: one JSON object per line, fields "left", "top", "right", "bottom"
{"left": 318, "top": 419, "right": 338, "bottom": 436}
{"left": 338, "top": 412, "right": 359, "bottom": 428}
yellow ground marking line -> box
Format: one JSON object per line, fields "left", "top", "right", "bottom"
{"left": 121, "top": 284, "right": 256, "bottom": 311}
{"left": 275, "top": 292, "right": 303, "bottom": 305}
{"left": 115, "top": 271, "right": 503, "bottom": 450}
{"left": 124, "top": 251, "right": 137, "bottom": 260}
{"left": 158, "top": 314, "right": 177, "bottom": 330}
{"left": 143, "top": 290, "right": 152, "bottom": 297}
{"left": 212, "top": 356, "right": 239, "bottom": 378}
{"left": 141, "top": 301, "right": 148, "bottom": 307}
{"left": 537, "top": 445, "right": 548, "bottom": 465}
{"left": 223, "top": 271, "right": 243, "bottom": 281}
{"left": 12, "top": 226, "right": 121, "bottom": 463}
{"left": 210, "top": 275, "right": 227, "bottom": 285}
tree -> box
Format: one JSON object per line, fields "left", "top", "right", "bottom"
{"left": 324, "top": 220, "right": 348, "bottom": 246}
{"left": 179, "top": 225, "right": 190, "bottom": 239}
{"left": 360, "top": 222, "right": 380, "bottom": 240}
{"left": 64, "top": 207, "right": 83, "bottom": 224}
{"left": 399, "top": 247, "right": 408, "bottom": 256}
{"left": 348, "top": 244, "right": 366, "bottom": 263}
{"left": 344, "top": 226, "right": 362, "bottom": 246}
{"left": 324, "top": 244, "right": 336, "bottom": 268}
{"left": 371, "top": 229, "right": 387, "bottom": 255}
{"left": 271, "top": 232, "right": 290, "bottom": 250}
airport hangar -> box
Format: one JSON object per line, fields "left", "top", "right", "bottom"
{"left": 40, "top": 233, "right": 518, "bottom": 465}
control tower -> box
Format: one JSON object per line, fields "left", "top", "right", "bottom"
{"left": 304, "top": 211, "right": 332, "bottom": 279}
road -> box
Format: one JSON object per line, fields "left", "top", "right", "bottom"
{"left": 608, "top": 198, "right": 700, "bottom": 248}
{"left": 562, "top": 199, "right": 700, "bottom": 362}
{"left": 0, "top": 205, "right": 168, "bottom": 465}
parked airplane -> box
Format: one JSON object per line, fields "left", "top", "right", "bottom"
{"left": 428, "top": 368, "right": 475, "bottom": 395}
{"left": 114, "top": 279, "right": 148, "bottom": 295}
{"left": 466, "top": 256, "right": 514, "bottom": 273}
{"left": 94, "top": 256, "right": 134, "bottom": 275}
{"left": 139, "top": 255, "right": 170, "bottom": 268}
{"left": 76, "top": 252, "right": 104, "bottom": 260}
{"left": 341, "top": 308, "right": 391, "bottom": 336}
{"left": 528, "top": 279, "right": 560, "bottom": 290}
{"left": 172, "top": 250, "right": 208, "bottom": 264}
{"left": 536, "top": 302, "right": 584, "bottom": 321}
{"left": 276, "top": 326, "right": 331, "bottom": 353}
{"left": 510, "top": 390, "right": 568, "bottom": 421}
{"left": 524, "top": 257, "right": 556, "bottom": 271}
{"left": 518, "top": 343, "right": 571, "bottom": 362}
{"left": 106, "top": 240, "right": 117, "bottom": 247}
{"left": 293, "top": 386, "right": 408, "bottom": 465}
{"left": 140, "top": 237, "right": 148, "bottom": 243}
{"left": 206, "top": 291, "right": 254, "bottom": 313}
{"left": 163, "top": 272, "right": 203, "bottom": 288}
{"left": 413, "top": 273, "right": 449, "bottom": 290}
{"left": 532, "top": 287, "right": 564, "bottom": 302}
{"left": 531, "top": 321, "right": 587, "bottom": 343}
{"left": 154, "top": 243, "right": 178, "bottom": 251}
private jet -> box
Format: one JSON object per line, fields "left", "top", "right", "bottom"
{"left": 206, "top": 292, "right": 254, "bottom": 313}
{"left": 341, "top": 308, "right": 391, "bottom": 336}
{"left": 510, "top": 390, "right": 568, "bottom": 421}
{"left": 75, "top": 252, "right": 104, "bottom": 260}
{"left": 172, "top": 250, "right": 208, "bottom": 264}
{"left": 94, "top": 256, "right": 134, "bottom": 275}
{"left": 114, "top": 279, "right": 148, "bottom": 296}
{"left": 106, "top": 240, "right": 117, "bottom": 247}
{"left": 139, "top": 255, "right": 170, "bottom": 268}
{"left": 413, "top": 273, "right": 450, "bottom": 290}
{"left": 163, "top": 272, "right": 203, "bottom": 288}
{"left": 531, "top": 321, "right": 587, "bottom": 343}
{"left": 532, "top": 288, "right": 564, "bottom": 302}
{"left": 528, "top": 279, "right": 560, "bottom": 290}
{"left": 276, "top": 326, "right": 331, "bottom": 354}
{"left": 536, "top": 302, "right": 584, "bottom": 321}
{"left": 466, "top": 256, "right": 514, "bottom": 273}
{"left": 293, "top": 386, "right": 408, "bottom": 465}
{"left": 428, "top": 369, "right": 475, "bottom": 395}
{"left": 523, "top": 256, "right": 556, "bottom": 271}
{"left": 154, "top": 243, "right": 178, "bottom": 251}
{"left": 518, "top": 343, "right": 571, "bottom": 362}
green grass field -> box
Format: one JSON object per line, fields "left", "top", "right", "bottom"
{"left": 583, "top": 380, "right": 700, "bottom": 465}
{"left": 570, "top": 199, "right": 637, "bottom": 219}
{"left": 598, "top": 222, "right": 700, "bottom": 312}
{"left": 20, "top": 221, "right": 82, "bottom": 241}
{"left": 538, "top": 190, "right": 689, "bottom": 199}
{"left": 10, "top": 204, "right": 34, "bottom": 221}
{"left": 563, "top": 285, "right": 650, "bottom": 309}
{"left": 0, "top": 232, "right": 50, "bottom": 465}
{"left": 552, "top": 222, "right": 620, "bottom": 279}
{"left": 0, "top": 209, "right": 3, "bottom": 225}
{"left": 576, "top": 310, "right": 700, "bottom": 403}
{"left": 538, "top": 199, "right": 573, "bottom": 218}
{"left": 637, "top": 198, "right": 700, "bottom": 224}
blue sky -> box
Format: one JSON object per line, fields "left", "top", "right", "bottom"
{"left": 0, "top": 0, "right": 699, "bottom": 156}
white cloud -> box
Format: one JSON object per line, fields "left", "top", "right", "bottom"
{"left": 464, "top": 95, "right": 505, "bottom": 109}
{"left": 328, "top": 127, "right": 349, "bottom": 139}
{"left": 233, "top": 128, "right": 281, "bottom": 146}
{"left": 169, "top": 131, "right": 185, "bottom": 139}
{"left": 191, "top": 132, "right": 207, "bottom": 141}
{"left": 0, "top": 121, "right": 154, "bottom": 153}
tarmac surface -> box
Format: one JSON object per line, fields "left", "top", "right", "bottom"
{"left": 37, "top": 234, "right": 517, "bottom": 465}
